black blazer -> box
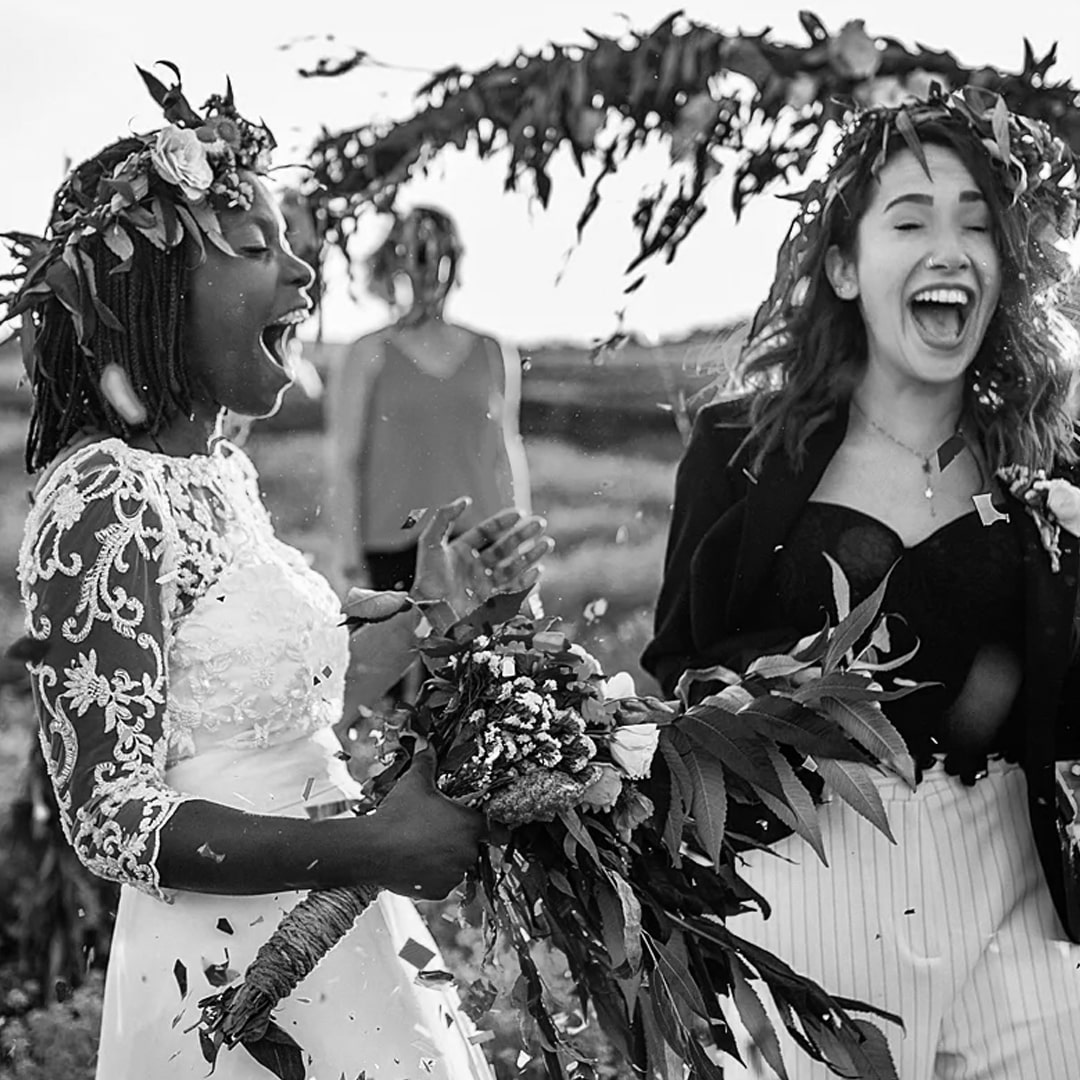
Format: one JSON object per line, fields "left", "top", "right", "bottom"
{"left": 642, "top": 398, "right": 1080, "bottom": 940}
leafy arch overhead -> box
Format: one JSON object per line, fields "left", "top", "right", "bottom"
{"left": 304, "top": 11, "right": 1080, "bottom": 285}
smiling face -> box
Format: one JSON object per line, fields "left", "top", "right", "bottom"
{"left": 184, "top": 173, "right": 314, "bottom": 418}
{"left": 826, "top": 144, "right": 1002, "bottom": 392}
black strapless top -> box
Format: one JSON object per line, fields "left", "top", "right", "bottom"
{"left": 749, "top": 502, "right": 1026, "bottom": 781}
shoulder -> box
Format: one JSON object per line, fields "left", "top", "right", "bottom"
{"left": 32, "top": 439, "right": 164, "bottom": 517}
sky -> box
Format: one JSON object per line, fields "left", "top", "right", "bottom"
{"left": 2, "top": 0, "right": 1079, "bottom": 346}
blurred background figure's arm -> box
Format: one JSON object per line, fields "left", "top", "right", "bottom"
{"left": 492, "top": 336, "right": 532, "bottom": 513}
{"left": 324, "top": 335, "right": 381, "bottom": 594}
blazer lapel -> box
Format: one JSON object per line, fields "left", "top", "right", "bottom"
{"left": 726, "top": 403, "right": 850, "bottom": 625}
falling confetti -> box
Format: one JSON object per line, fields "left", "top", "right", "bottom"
{"left": 173, "top": 959, "right": 188, "bottom": 999}
{"left": 303, "top": 776, "right": 316, "bottom": 801}
{"left": 202, "top": 952, "right": 238, "bottom": 987}
{"left": 196, "top": 842, "right": 225, "bottom": 864}
{"left": 397, "top": 938, "right": 437, "bottom": 969}
{"left": 100, "top": 363, "right": 148, "bottom": 425}
{"left": 414, "top": 969, "right": 456, "bottom": 988}
{"left": 972, "top": 492, "right": 1010, "bottom": 527}
{"left": 216, "top": 918, "right": 234, "bottom": 936}
{"left": 466, "top": 1030, "right": 496, "bottom": 1045}
{"left": 400, "top": 507, "right": 428, "bottom": 530}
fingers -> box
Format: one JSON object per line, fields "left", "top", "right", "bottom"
{"left": 456, "top": 511, "right": 554, "bottom": 589}
{"left": 454, "top": 507, "right": 529, "bottom": 552}
{"left": 417, "top": 497, "right": 471, "bottom": 550}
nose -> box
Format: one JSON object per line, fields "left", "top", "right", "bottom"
{"left": 925, "top": 228, "right": 971, "bottom": 272}
{"left": 283, "top": 248, "right": 316, "bottom": 292}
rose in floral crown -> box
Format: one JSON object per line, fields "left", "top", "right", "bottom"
{"left": 1, "top": 63, "right": 276, "bottom": 376}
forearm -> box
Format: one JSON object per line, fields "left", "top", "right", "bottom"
{"left": 157, "top": 799, "right": 399, "bottom": 895}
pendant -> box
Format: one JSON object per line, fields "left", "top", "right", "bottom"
{"left": 922, "top": 458, "right": 933, "bottom": 501}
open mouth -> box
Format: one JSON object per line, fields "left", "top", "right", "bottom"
{"left": 908, "top": 287, "right": 973, "bottom": 347}
{"left": 260, "top": 309, "right": 308, "bottom": 370}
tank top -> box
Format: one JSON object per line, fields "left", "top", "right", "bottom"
{"left": 748, "top": 501, "right": 1026, "bottom": 780}
{"left": 359, "top": 334, "right": 507, "bottom": 551}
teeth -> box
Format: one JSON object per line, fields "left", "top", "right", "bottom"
{"left": 271, "top": 308, "right": 309, "bottom": 326}
{"left": 912, "top": 288, "right": 969, "bottom": 306}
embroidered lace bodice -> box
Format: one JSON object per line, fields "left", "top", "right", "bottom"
{"left": 17, "top": 438, "right": 348, "bottom": 901}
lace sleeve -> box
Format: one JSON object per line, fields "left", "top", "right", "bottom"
{"left": 17, "top": 447, "right": 193, "bottom": 902}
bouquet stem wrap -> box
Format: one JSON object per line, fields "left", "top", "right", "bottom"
{"left": 198, "top": 883, "right": 380, "bottom": 1071}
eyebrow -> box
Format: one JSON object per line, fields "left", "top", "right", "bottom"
{"left": 883, "top": 191, "right": 986, "bottom": 212}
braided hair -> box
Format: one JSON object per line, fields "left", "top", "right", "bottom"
{"left": 25, "top": 139, "right": 194, "bottom": 471}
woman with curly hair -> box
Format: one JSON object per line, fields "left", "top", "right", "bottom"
{"left": 643, "top": 88, "right": 1080, "bottom": 1077}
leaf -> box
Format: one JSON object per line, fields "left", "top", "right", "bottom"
{"left": 243, "top": 1021, "right": 306, "bottom": 1080}
{"left": 102, "top": 223, "right": 135, "bottom": 271}
{"left": 743, "top": 654, "right": 814, "bottom": 680}
{"left": 823, "top": 552, "right": 850, "bottom": 621}
{"left": 674, "top": 663, "right": 740, "bottom": 707}
{"left": 658, "top": 737, "right": 690, "bottom": 861}
{"left": 991, "top": 95, "right": 1012, "bottom": 166}
{"left": 449, "top": 588, "right": 532, "bottom": 637}
{"left": 683, "top": 746, "right": 727, "bottom": 865}
{"left": 559, "top": 808, "right": 601, "bottom": 867}
{"left": 798, "top": 10, "right": 829, "bottom": 42}
{"left": 606, "top": 871, "right": 643, "bottom": 971}
{"left": 735, "top": 698, "right": 858, "bottom": 760}
{"left": 823, "top": 563, "right": 897, "bottom": 673}
{"left": 821, "top": 697, "right": 915, "bottom": 787}
{"left": 651, "top": 938, "right": 711, "bottom": 1021}
{"left": 848, "top": 1017, "right": 901, "bottom": 1080}
{"left": 136, "top": 64, "right": 170, "bottom": 108}
{"left": 678, "top": 708, "right": 786, "bottom": 801}
{"left": 792, "top": 671, "right": 900, "bottom": 706}
{"left": 341, "top": 587, "right": 414, "bottom": 628}
{"left": 729, "top": 956, "right": 788, "bottom": 1080}
{"left": 813, "top": 757, "right": 895, "bottom": 842}
{"left": 759, "top": 747, "right": 826, "bottom": 863}
{"left": 638, "top": 992, "right": 673, "bottom": 1080}
{"left": 895, "top": 110, "right": 931, "bottom": 179}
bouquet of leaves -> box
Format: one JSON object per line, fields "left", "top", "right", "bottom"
{"left": 200, "top": 560, "right": 921, "bottom": 1079}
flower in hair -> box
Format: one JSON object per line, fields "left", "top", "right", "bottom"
{"left": 150, "top": 127, "right": 213, "bottom": 202}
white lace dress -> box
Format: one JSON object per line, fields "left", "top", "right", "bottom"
{"left": 17, "top": 438, "right": 493, "bottom": 1080}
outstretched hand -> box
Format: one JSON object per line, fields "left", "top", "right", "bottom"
{"left": 411, "top": 498, "right": 553, "bottom": 614}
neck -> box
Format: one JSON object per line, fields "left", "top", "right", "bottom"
{"left": 851, "top": 369, "right": 963, "bottom": 446}
{"left": 130, "top": 403, "right": 222, "bottom": 457}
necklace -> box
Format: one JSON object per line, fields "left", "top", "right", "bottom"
{"left": 851, "top": 399, "right": 966, "bottom": 510}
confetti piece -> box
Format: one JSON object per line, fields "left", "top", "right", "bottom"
{"left": 972, "top": 492, "right": 1010, "bottom": 527}
{"left": 420, "top": 1058, "right": 436, "bottom": 1073}
{"left": 215, "top": 917, "right": 234, "bottom": 935}
{"left": 401, "top": 507, "right": 428, "bottom": 530}
{"left": 173, "top": 959, "right": 188, "bottom": 999}
{"left": 303, "top": 776, "right": 315, "bottom": 801}
{"left": 249, "top": 915, "right": 264, "bottom": 926}
{"left": 398, "top": 938, "right": 437, "bottom": 969}
{"left": 415, "top": 969, "right": 456, "bottom": 988}
{"left": 100, "top": 363, "right": 148, "bottom": 425}
{"left": 202, "top": 952, "right": 238, "bottom": 987}
{"left": 614, "top": 525, "right": 629, "bottom": 544}
{"left": 516, "top": 1051, "right": 533, "bottom": 1069}
{"left": 467, "top": 1030, "right": 496, "bottom": 1045}
{"left": 196, "top": 842, "right": 225, "bottom": 864}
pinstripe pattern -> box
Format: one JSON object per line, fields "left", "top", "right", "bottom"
{"left": 720, "top": 761, "right": 1080, "bottom": 1079}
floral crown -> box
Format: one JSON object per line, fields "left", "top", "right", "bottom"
{"left": 744, "top": 85, "right": 1080, "bottom": 362}
{"left": 1, "top": 64, "right": 276, "bottom": 375}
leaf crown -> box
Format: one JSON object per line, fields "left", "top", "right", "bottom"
{"left": 745, "top": 84, "right": 1080, "bottom": 362}
{"left": 1, "top": 64, "right": 277, "bottom": 373}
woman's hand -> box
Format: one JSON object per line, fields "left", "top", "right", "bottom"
{"left": 369, "top": 746, "right": 486, "bottom": 899}
{"left": 1033, "top": 477, "right": 1080, "bottom": 538}
{"left": 411, "top": 497, "right": 552, "bottom": 614}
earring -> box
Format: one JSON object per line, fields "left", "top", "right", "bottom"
{"left": 837, "top": 282, "right": 856, "bottom": 299}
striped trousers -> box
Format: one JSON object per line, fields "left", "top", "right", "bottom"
{"left": 722, "top": 760, "right": 1080, "bottom": 1079}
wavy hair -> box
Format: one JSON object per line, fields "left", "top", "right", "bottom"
{"left": 739, "top": 105, "right": 1080, "bottom": 476}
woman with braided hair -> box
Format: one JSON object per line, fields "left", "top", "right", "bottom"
{"left": 644, "top": 88, "right": 1080, "bottom": 1078}
{"left": 325, "top": 206, "right": 532, "bottom": 598}
{"left": 6, "top": 69, "right": 550, "bottom": 1078}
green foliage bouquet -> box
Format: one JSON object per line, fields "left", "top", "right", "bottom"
{"left": 200, "top": 563, "right": 921, "bottom": 1080}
